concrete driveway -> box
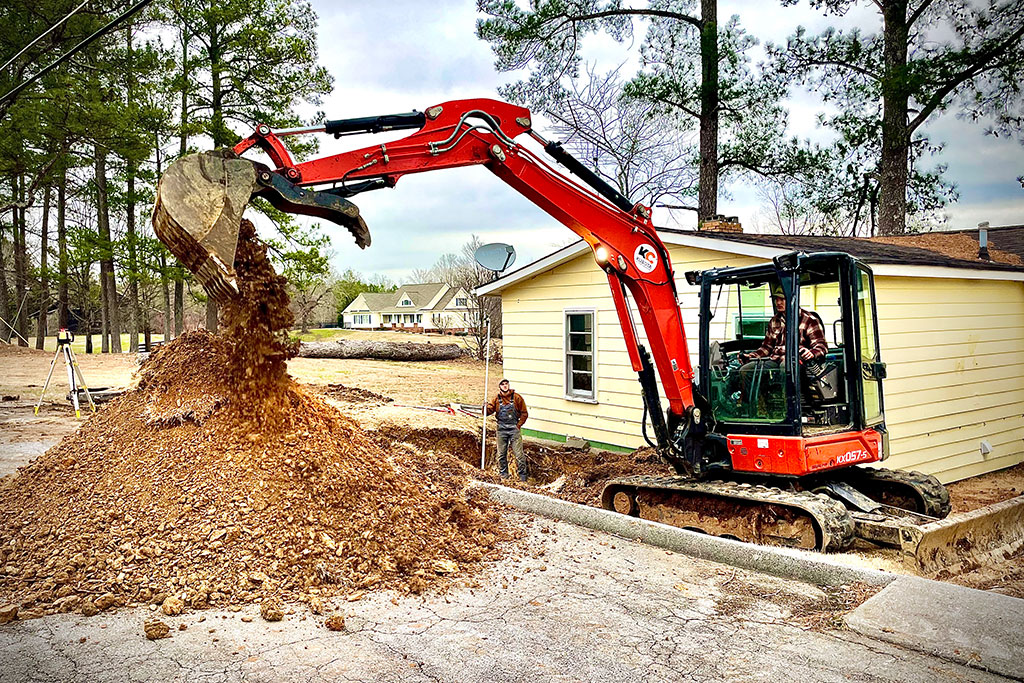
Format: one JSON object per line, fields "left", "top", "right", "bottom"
{"left": 0, "top": 513, "right": 1002, "bottom": 682}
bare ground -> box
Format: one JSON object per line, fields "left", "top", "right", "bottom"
{"left": 3, "top": 341, "right": 1022, "bottom": 597}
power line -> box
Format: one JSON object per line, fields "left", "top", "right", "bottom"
{"left": 1, "top": 0, "right": 93, "bottom": 74}
{"left": 0, "top": 0, "right": 155, "bottom": 111}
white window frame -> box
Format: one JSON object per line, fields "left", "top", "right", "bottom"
{"left": 564, "top": 308, "right": 597, "bottom": 403}
{"left": 399, "top": 297, "right": 413, "bottom": 307}
{"left": 455, "top": 297, "right": 467, "bottom": 307}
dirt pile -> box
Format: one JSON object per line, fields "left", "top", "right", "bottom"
{"left": 0, "top": 223, "right": 511, "bottom": 619}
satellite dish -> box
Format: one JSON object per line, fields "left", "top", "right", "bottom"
{"left": 474, "top": 243, "right": 516, "bottom": 273}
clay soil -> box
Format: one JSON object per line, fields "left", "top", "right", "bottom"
{"left": 0, "top": 224, "right": 513, "bottom": 622}
{"left": 946, "top": 461, "right": 1024, "bottom": 514}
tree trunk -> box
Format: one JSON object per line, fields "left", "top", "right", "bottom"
{"left": 297, "top": 339, "right": 463, "bottom": 361}
{"left": 201, "top": 18, "right": 226, "bottom": 333}
{"left": 85, "top": 310, "right": 93, "bottom": 354}
{"left": 100, "top": 270, "right": 110, "bottom": 353}
{"left": 95, "top": 145, "right": 122, "bottom": 353}
{"left": 56, "top": 169, "right": 69, "bottom": 330}
{"left": 174, "top": 275, "right": 184, "bottom": 335}
{"left": 205, "top": 298, "right": 218, "bottom": 332}
{"left": 127, "top": 164, "right": 141, "bottom": 351}
{"left": 877, "top": 0, "right": 910, "bottom": 236}
{"left": 696, "top": 0, "right": 719, "bottom": 224}
{"left": 35, "top": 186, "right": 50, "bottom": 349}
{"left": 0, "top": 221, "right": 11, "bottom": 330}
{"left": 13, "top": 175, "right": 28, "bottom": 345}
{"left": 125, "top": 29, "right": 141, "bottom": 352}
{"left": 160, "top": 252, "right": 172, "bottom": 340}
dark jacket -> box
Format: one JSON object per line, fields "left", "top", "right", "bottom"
{"left": 485, "top": 390, "right": 528, "bottom": 429}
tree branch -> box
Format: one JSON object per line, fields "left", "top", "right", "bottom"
{"left": 907, "top": 23, "right": 1024, "bottom": 134}
{"left": 907, "top": 0, "right": 936, "bottom": 28}
{"left": 559, "top": 8, "right": 702, "bottom": 31}
{"left": 792, "top": 58, "right": 881, "bottom": 81}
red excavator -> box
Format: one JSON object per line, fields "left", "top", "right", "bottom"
{"left": 153, "top": 98, "right": 953, "bottom": 554}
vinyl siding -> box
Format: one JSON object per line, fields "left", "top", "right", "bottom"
{"left": 873, "top": 277, "right": 1024, "bottom": 482}
{"left": 501, "top": 246, "right": 1024, "bottom": 484}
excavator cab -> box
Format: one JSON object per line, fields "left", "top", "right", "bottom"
{"left": 695, "top": 251, "right": 886, "bottom": 448}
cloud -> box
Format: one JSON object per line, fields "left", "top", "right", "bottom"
{"left": 295, "top": 0, "right": 1022, "bottom": 281}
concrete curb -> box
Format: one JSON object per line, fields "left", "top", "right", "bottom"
{"left": 478, "top": 482, "right": 895, "bottom": 588}
{"left": 481, "top": 483, "right": 1024, "bottom": 677}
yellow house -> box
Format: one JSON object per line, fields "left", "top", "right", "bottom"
{"left": 478, "top": 227, "right": 1024, "bottom": 484}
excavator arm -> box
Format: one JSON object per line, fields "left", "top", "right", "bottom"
{"left": 153, "top": 98, "right": 708, "bottom": 474}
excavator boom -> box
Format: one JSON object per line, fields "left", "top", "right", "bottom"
{"left": 153, "top": 98, "right": 702, "bottom": 475}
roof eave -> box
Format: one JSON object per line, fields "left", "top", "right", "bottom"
{"left": 476, "top": 231, "right": 1024, "bottom": 295}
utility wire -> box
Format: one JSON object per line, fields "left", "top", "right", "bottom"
{"left": 1, "top": 0, "right": 93, "bottom": 74}
{"left": 0, "top": 0, "right": 154, "bottom": 110}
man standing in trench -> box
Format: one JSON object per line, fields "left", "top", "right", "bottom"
{"left": 485, "top": 378, "right": 529, "bottom": 481}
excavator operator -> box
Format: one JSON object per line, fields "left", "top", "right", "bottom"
{"left": 737, "top": 282, "right": 828, "bottom": 403}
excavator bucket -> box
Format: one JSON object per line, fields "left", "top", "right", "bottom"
{"left": 153, "top": 149, "right": 369, "bottom": 303}
{"left": 153, "top": 150, "right": 257, "bottom": 302}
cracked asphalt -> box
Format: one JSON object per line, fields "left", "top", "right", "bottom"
{"left": 0, "top": 513, "right": 1005, "bottom": 682}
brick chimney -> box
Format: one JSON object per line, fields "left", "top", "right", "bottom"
{"left": 699, "top": 214, "right": 743, "bottom": 233}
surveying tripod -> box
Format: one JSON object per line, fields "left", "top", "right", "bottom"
{"left": 34, "top": 329, "right": 96, "bottom": 419}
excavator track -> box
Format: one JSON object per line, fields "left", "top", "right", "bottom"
{"left": 602, "top": 476, "right": 856, "bottom": 552}
{"left": 824, "top": 467, "right": 951, "bottom": 519}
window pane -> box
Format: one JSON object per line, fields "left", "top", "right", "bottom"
{"left": 565, "top": 311, "right": 595, "bottom": 399}
{"left": 568, "top": 314, "right": 592, "bottom": 333}
{"left": 568, "top": 332, "right": 592, "bottom": 352}
{"left": 707, "top": 364, "right": 788, "bottom": 423}
{"left": 571, "top": 371, "right": 593, "bottom": 393}
{"left": 570, "top": 355, "right": 592, "bottom": 373}
{"left": 857, "top": 269, "right": 882, "bottom": 423}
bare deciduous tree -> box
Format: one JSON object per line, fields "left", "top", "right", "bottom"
{"left": 413, "top": 235, "right": 503, "bottom": 359}
{"left": 546, "top": 65, "right": 699, "bottom": 212}
{"left": 754, "top": 181, "right": 845, "bottom": 236}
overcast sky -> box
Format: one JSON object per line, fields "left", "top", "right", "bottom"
{"left": 290, "top": 0, "right": 1023, "bottom": 284}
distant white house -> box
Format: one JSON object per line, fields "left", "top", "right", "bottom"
{"left": 341, "top": 282, "right": 477, "bottom": 332}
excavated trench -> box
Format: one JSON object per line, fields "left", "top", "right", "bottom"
{"left": 357, "top": 393, "right": 1024, "bottom": 598}
{"left": 369, "top": 420, "right": 666, "bottom": 503}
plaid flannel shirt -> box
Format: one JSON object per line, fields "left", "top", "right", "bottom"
{"left": 749, "top": 308, "right": 828, "bottom": 363}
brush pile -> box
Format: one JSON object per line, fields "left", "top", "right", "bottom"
{"left": 0, "top": 222, "right": 509, "bottom": 619}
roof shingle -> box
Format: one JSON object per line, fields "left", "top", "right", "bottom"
{"left": 662, "top": 227, "right": 1024, "bottom": 273}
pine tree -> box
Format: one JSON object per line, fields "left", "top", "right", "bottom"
{"left": 771, "top": 0, "right": 1024, "bottom": 234}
